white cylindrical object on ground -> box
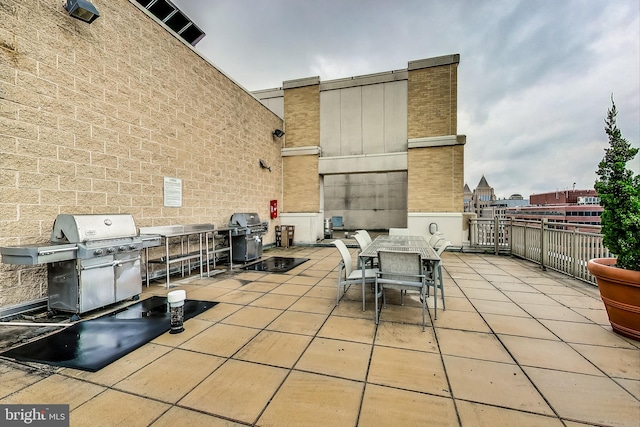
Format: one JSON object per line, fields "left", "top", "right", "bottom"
{"left": 167, "top": 289, "right": 186, "bottom": 306}
{"left": 167, "top": 290, "right": 186, "bottom": 333}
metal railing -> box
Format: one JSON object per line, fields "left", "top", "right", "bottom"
{"left": 468, "top": 217, "right": 611, "bottom": 285}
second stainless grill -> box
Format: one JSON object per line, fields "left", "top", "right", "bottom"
{"left": 228, "top": 213, "right": 268, "bottom": 262}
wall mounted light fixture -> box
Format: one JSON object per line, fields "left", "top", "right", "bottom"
{"left": 64, "top": 0, "right": 100, "bottom": 23}
{"left": 272, "top": 129, "right": 285, "bottom": 138}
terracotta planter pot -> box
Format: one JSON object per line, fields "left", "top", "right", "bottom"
{"left": 587, "top": 258, "right": 640, "bottom": 341}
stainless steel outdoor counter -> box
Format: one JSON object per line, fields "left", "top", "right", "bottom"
{"left": 139, "top": 224, "right": 214, "bottom": 289}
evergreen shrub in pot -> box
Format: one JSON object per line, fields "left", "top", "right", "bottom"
{"left": 587, "top": 98, "right": 640, "bottom": 340}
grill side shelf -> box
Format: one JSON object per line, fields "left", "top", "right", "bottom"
{"left": 0, "top": 243, "right": 78, "bottom": 265}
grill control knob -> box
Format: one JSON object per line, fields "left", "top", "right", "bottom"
{"left": 129, "top": 244, "right": 137, "bottom": 250}
{"left": 107, "top": 247, "right": 115, "bottom": 254}
{"left": 94, "top": 249, "right": 104, "bottom": 256}
{"left": 118, "top": 246, "right": 126, "bottom": 252}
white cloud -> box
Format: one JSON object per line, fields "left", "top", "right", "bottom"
{"left": 308, "top": 54, "right": 372, "bottom": 81}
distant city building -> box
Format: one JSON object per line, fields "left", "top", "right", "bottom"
{"left": 506, "top": 189, "right": 602, "bottom": 227}
{"left": 529, "top": 189, "right": 598, "bottom": 206}
{"left": 483, "top": 196, "right": 530, "bottom": 219}
{"left": 464, "top": 175, "right": 497, "bottom": 217}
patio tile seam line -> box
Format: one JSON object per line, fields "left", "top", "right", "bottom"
{"left": 2, "top": 358, "right": 65, "bottom": 380}
{"left": 171, "top": 403, "right": 253, "bottom": 426}
{"left": 445, "top": 270, "right": 564, "bottom": 421}
{"left": 63, "top": 387, "right": 116, "bottom": 415}
{"left": 501, "top": 334, "right": 638, "bottom": 383}
{"left": 217, "top": 292, "right": 335, "bottom": 331}
{"left": 456, "top": 279, "right": 570, "bottom": 344}
{"left": 452, "top": 397, "right": 566, "bottom": 421}
{"left": 363, "top": 380, "right": 454, "bottom": 399}
{"left": 55, "top": 348, "right": 214, "bottom": 401}
{"left": 0, "top": 362, "right": 58, "bottom": 399}
{"left": 371, "top": 341, "right": 439, "bottom": 355}
{"left": 480, "top": 333, "right": 567, "bottom": 420}
{"left": 289, "top": 366, "right": 367, "bottom": 385}
{"left": 225, "top": 293, "right": 341, "bottom": 364}
{"left": 455, "top": 264, "right": 585, "bottom": 323}
{"left": 247, "top": 301, "right": 343, "bottom": 426}
{"left": 519, "top": 364, "right": 640, "bottom": 404}
{"left": 354, "top": 320, "right": 381, "bottom": 425}
{"left": 506, "top": 360, "right": 612, "bottom": 380}
{"left": 429, "top": 304, "right": 464, "bottom": 427}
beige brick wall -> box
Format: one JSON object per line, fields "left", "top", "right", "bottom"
{"left": 283, "top": 84, "right": 320, "bottom": 148}
{"left": 282, "top": 83, "right": 320, "bottom": 212}
{"left": 283, "top": 155, "right": 319, "bottom": 212}
{"left": 0, "top": 0, "right": 283, "bottom": 306}
{"left": 407, "top": 63, "right": 458, "bottom": 138}
{"left": 407, "top": 145, "right": 464, "bottom": 212}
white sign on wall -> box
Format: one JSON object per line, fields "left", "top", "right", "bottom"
{"left": 163, "top": 177, "right": 182, "bottom": 207}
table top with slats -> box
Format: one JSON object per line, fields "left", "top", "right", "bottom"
{"left": 359, "top": 235, "right": 439, "bottom": 261}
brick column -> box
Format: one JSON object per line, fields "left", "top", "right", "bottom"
{"left": 406, "top": 55, "right": 464, "bottom": 213}
{"left": 282, "top": 77, "right": 321, "bottom": 213}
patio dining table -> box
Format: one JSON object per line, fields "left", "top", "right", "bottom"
{"left": 358, "top": 234, "right": 442, "bottom": 317}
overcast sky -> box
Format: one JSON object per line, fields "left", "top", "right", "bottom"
{"left": 171, "top": 0, "right": 639, "bottom": 199}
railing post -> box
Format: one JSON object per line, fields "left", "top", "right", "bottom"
{"left": 493, "top": 216, "right": 498, "bottom": 255}
{"left": 523, "top": 222, "right": 527, "bottom": 259}
{"left": 540, "top": 218, "right": 547, "bottom": 271}
{"left": 572, "top": 227, "right": 579, "bottom": 278}
{"left": 470, "top": 219, "right": 477, "bottom": 246}
{"left": 509, "top": 217, "right": 513, "bottom": 256}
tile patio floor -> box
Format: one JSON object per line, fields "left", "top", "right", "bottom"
{"left": 0, "top": 246, "right": 639, "bottom": 426}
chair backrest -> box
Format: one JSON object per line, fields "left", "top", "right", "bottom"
{"left": 428, "top": 232, "right": 443, "bottom": 246}
{"left": 389, "top": 228, "right": 411, "bottom": 236}
{"left": 355, "top": 230, "right": 372, "bottom": 245}
{"left": 332, "top": 240, "right": 353, "bottom": 277}
{"left": 430, "top": 236, "right": 445, "bottom": 249}
{"left": 377, "top": 250, "right": 423, "bottom": 282}
{"left": 353, "top": 233, "right": 369, "bottom": 251}
{"left": 436, "top": 241, "right": 451, "bottom": 256}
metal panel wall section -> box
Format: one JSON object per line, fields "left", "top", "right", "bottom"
{"left": 320, "top": 80, "right": 407, "bottom": 158}
{"left": 361, "top": 84, "right": 385, "bottom": 154}
{"left": 324, "top": 171, "right": 408, "bottom": 229}
{"left": 320, "top": 90, "right": 342, "bottom": 157}
{"left": 383, "top": 81, "right": 408, "bottom": 152}
{"left": 319, "top": 78, "right": 409, "bottom": 229}
{"left": 339, "top": 86, "right": 363, "bottom": 155}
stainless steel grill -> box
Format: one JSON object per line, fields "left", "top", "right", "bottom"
{"left": 0, "top": 214, "right": 160, "bottom": 316}
{"left": 228, "top": 213, "right": 268, "bottom": 262}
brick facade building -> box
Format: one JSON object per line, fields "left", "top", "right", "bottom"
{"left": 255, "top": 55, "right": 465, "bottom": 244}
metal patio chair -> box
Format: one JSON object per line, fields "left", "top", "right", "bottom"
{"left": 355, "top": 229, "right": 372, "bottom": 246}
{"left": 332, "top": 240, "right": 378, "bottom": 309}
{"left": 428, "top": 232, "right": 444, "bottom": 247}
{"left": 388, "top": 228, "right": 411, "bottom": 236}
{"left": 375, "top": 249, "right": 428, "bottom": 331}
{"left": 425, "top": 240, "right": 450, "bottom": 316}
{"left": 353, "top": 232, "right": 376, "bottom": 268}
